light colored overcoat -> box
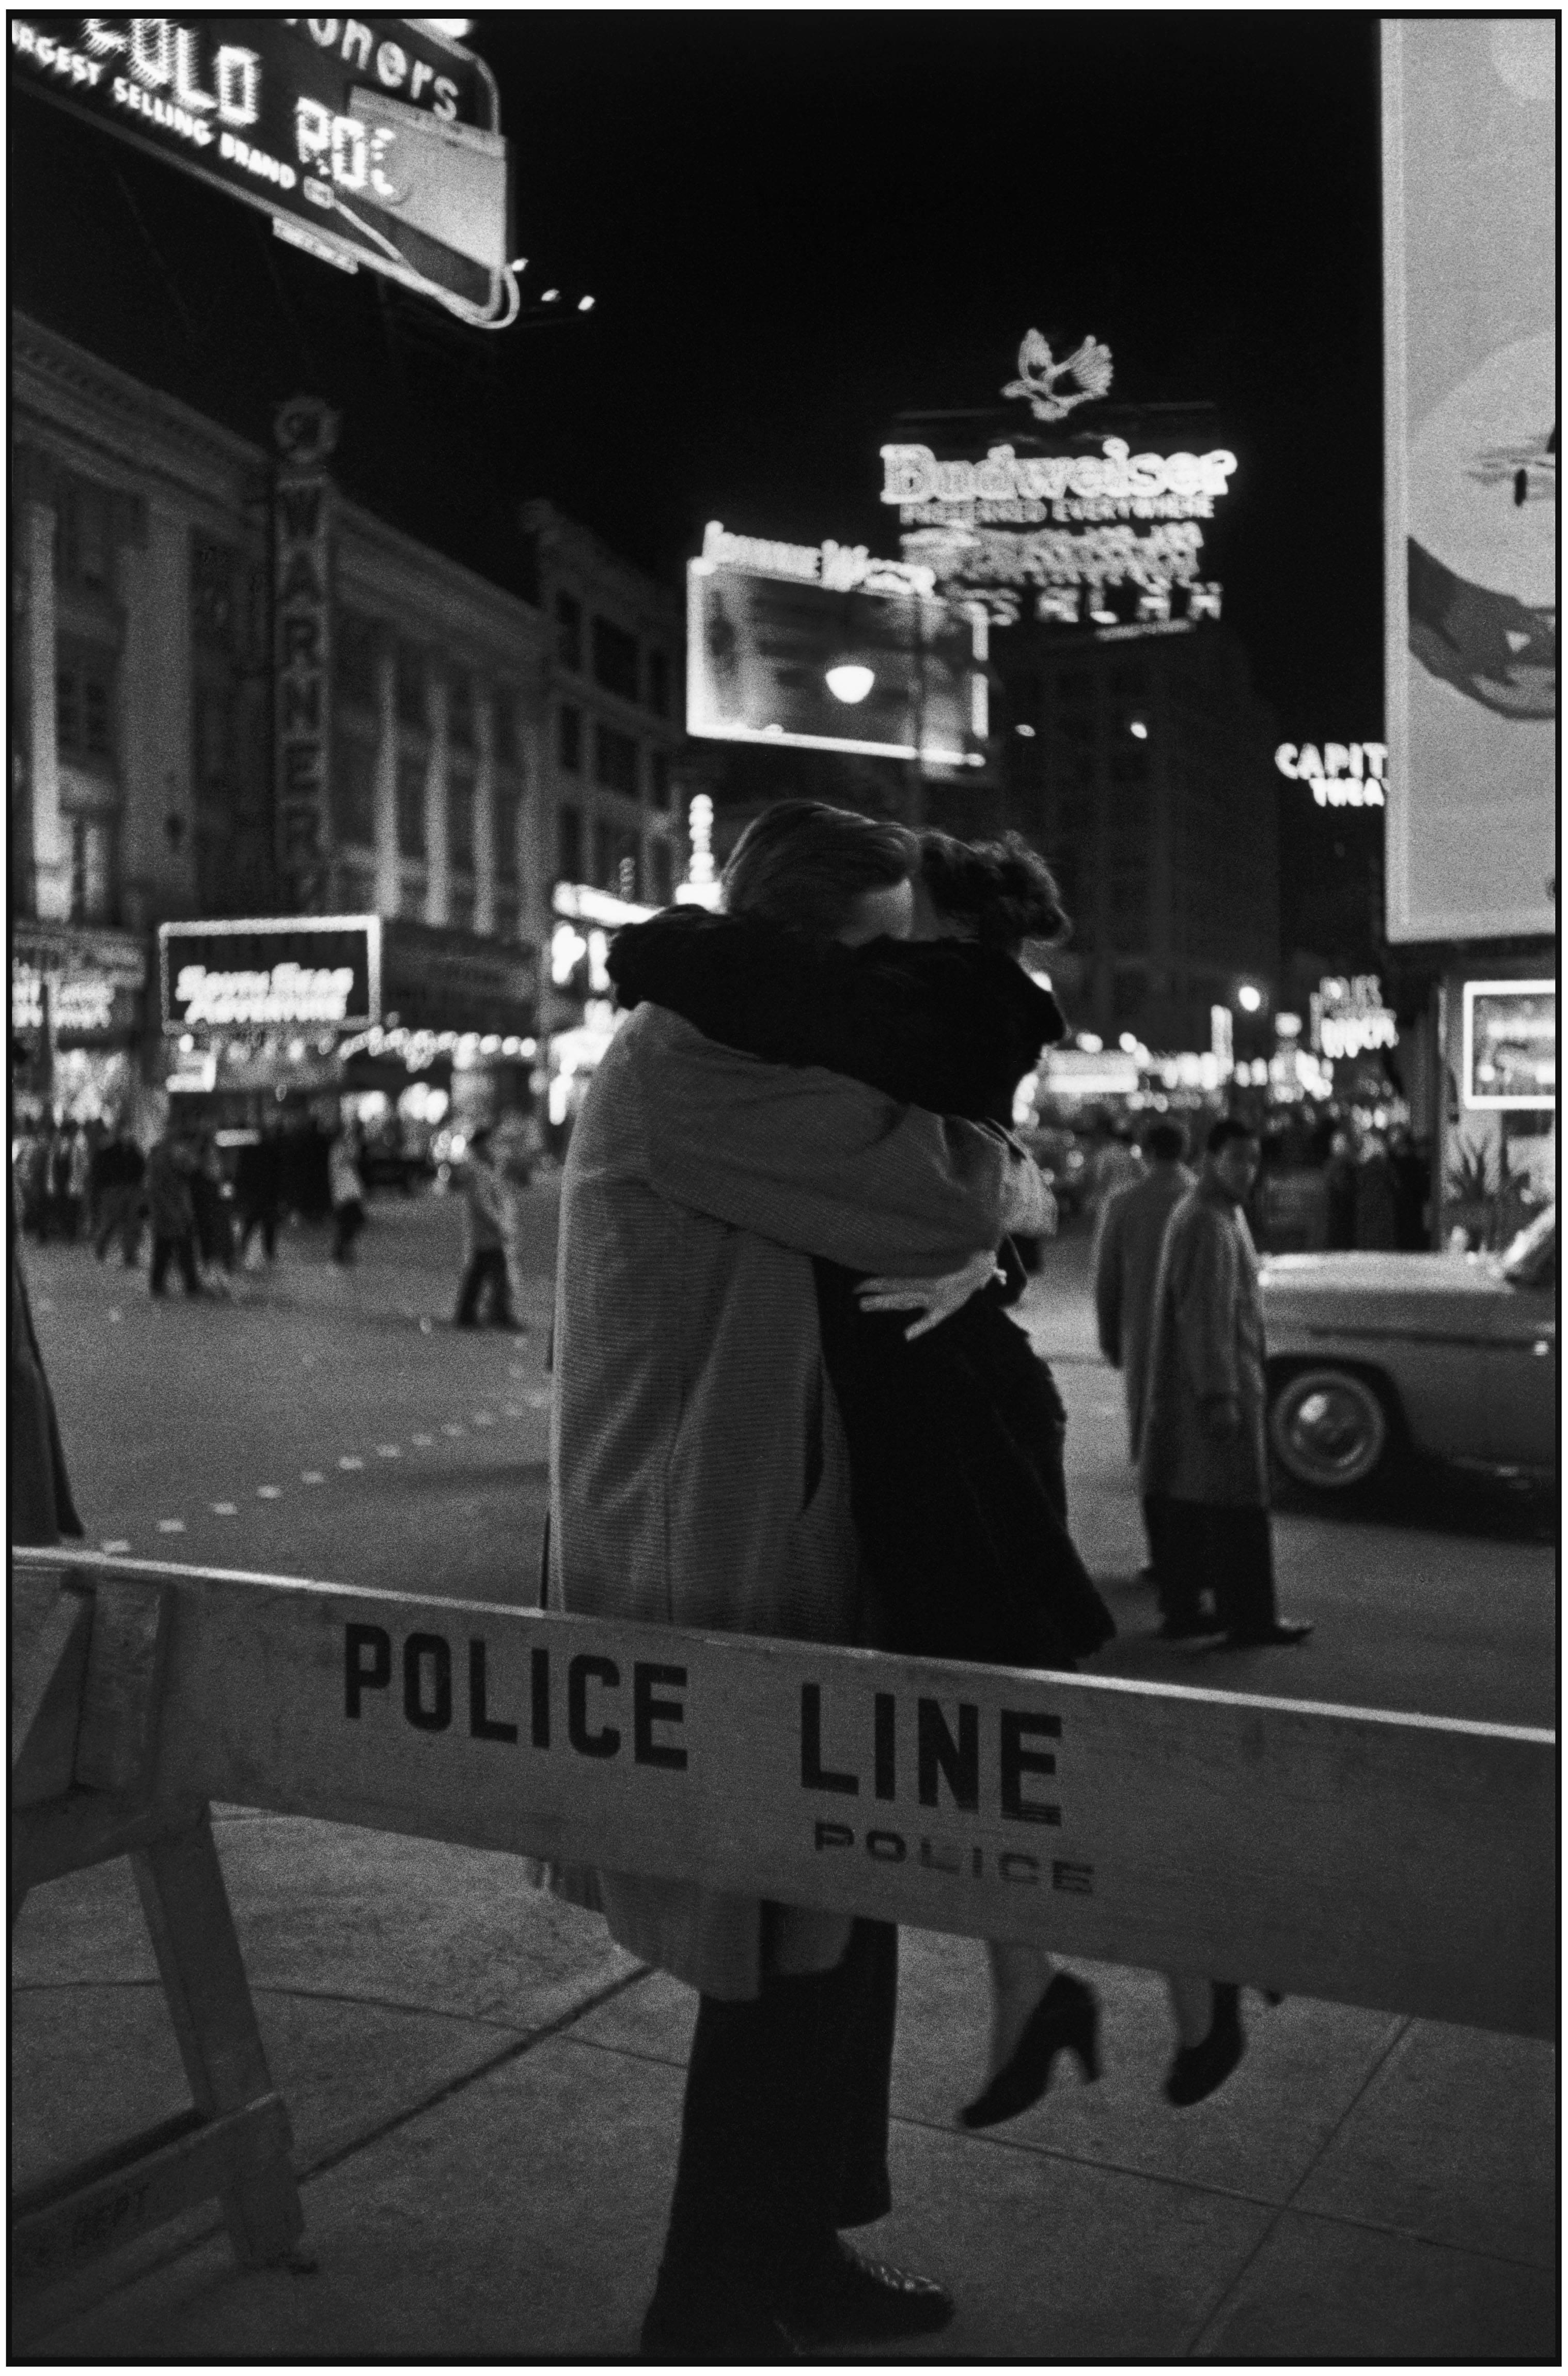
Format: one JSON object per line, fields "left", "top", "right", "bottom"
{"left": 547, "top": 1002, "right": 1023, "bottom": 1999}
{"left": 1091, "top": 1161, "right": 1196, "bottom": 1458}
{"left": 1138, "top": 1175, "right": 1269, "bottom": 1508}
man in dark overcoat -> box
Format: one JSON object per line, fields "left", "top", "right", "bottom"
{"left": 1139, "top": 1117, "right": 1314, "bottom": 1650}
{"left": 547, "top": 803, "right": 1049, "bottom": 2356}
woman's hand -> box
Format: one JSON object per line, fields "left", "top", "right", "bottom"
{"left": 855, "top": 1247, "right": 1003, "bottom": 1340}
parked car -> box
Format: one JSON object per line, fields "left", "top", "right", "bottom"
{"left": 1258, "top": 1208, "right": 1557, "bottom": 1491}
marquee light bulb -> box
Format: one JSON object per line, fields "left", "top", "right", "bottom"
{"left": 1128, "top": 718, "right": 1149, "bottom": 740}
{"left": 541, "top": 288, "right": 560, "bottom": 303}
{"left": 578, "top": 295, "right": 595, "bottom": 312}
{"left": 825, "top": 664, "right": 876, "bottom": 705}
{"left": 509, "top": 257, "right": 528, "bottom": 273}
{"left": 1237, "top": 984, "right": 1263, "bottom": 1013}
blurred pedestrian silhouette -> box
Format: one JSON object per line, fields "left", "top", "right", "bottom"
{"left": 328, "top": 1119, "right": 367, "bottom": 1264}
{"left": 453, "top": 1129, "right": 515, "bottom": 1325}
{"left": 91, "top": 1124, "right": 146, "bottom": 1266}
{"left": 145, "top": 1127, "right": 201, "bottom": 1299}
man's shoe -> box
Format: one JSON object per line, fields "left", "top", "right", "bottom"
{"left": 780, "top": 2238, "right": 955, "bottom": 2347}
{"left": 1156, "top": 1613, "right": 1222, "bottom": 1641}
{"left": 640, "top": 2277, "right": 802, "bottom": 2361}
{"left": 1219, "top": 1618, "right": 1314, "bottom": 1649}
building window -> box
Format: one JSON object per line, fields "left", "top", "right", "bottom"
{"left": 67, "top": 814, "right": 115, "bottom": 923}
{"left": 449, "top": 885, "right": 476, "bottom": 934}
{"left": 650, "top": 839, "right": 673, "bottom": 904}
{"left": 556, "top": 592, "right": 583, "bottom": 673}
{"left": 590, "top": 815, "right": 613, "bottom": 889}
{"left": 448, "top": 772, "right": 475, "bottom": 873}
{"left": 649, "top": 748, "right": 672, "bottom": 810}
{"left": 494, "top": 783, "right": 521, "bottom": 884}
{"left": 594, "top": 722, "right": 639, "bottom": 796}
{"left": 395, "top": 643, "right": 426, "bottom": 729}
{"left": 592, "top": 616, "right": 639, "bottom": 702}
{"left": 493, "top": 691, "right": 519, "bottom": 767}
{"left": 493, "top": 896, "right": 520, "bottom": 945}
{"left": 1112, "top": 966, "right": 1147, "bottom": 1023}
{"left": 556, "top": 803, "right": 583, "bottom": 883}
{"left": 57, "top": 481, "right": 113, "bottom": 596}
{"left": 336, "top": 612, "right": 379, "bottom": 706}
{"left": 396, "top": 753, "right": 427, "bottom": 857}
{"left": 447, "top": 670, "right": 475, "bottom": 750}
{"left": 647, "top": 650, "right": 670, "bottom": 718}
{"left": 192, "top": 539, "right": 242, "bottom": 654}
{"left": 56, "top": 650, "right": 116, "bottom": 768}
{"left": 333, "top": 733, "right": 378, "bottom": 847}
{"left": 337, "top": 862, "right": 375, "bottom": 914}
{"left": 558, "top": 704, "right": 582, "bottom": 772}
{"left": 193, "top": 680, "right": 234, "bottom": 802}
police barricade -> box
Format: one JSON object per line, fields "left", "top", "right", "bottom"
{"left": 9, "top": 1546, "right": 1555, "bottom": 2310}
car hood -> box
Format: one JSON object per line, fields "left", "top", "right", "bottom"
{"left": 1260, "top": 1249, "right": 1508, "bottom": 1334}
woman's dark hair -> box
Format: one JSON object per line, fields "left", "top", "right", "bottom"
{"left": 722, "top": 799, "right": 917, "bottom": 937}
{"left": 1143, "top": 1120, "right": 1189, "bottom": 1162}
{"left": 1207, "top": 1115, "right": 1261, "bottom": 1155}
{"left": 918, "top": 829, "right": 1070, "bottom": 954}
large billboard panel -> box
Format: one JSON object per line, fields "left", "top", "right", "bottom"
{"left": 10, "top": 14, "right": 514, "bottom": 325}
{"left": 1383, "top": 18, "right": 1556, "bottom": 944}
{"left": 687, "top": 549, "right": 986, "bottom": 767}
{"left": 160, "top": 916, "right": 381, "bottom": 1035}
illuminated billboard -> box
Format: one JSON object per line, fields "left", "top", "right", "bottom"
{"left": 687, "top": 524, "right": 987, "bottom": 765}
{"left": 160, "top": 916, "right": 381, "bottom": 1035}
{"left": 1383, "top": 20, "right": 1555, "bottom": 942}
{"left": 1462, "top": 981, "right": 1556, "bottom": 1111}
{"left": 10, "top": 14, "right": 515, "bottom": 325}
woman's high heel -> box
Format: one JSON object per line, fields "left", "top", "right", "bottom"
{"left": 1163, "top": 1980, "right": 1244, "bottom": 2108}
{"left": 958, "top": 1972, "right": 1101, "bottom": 2130}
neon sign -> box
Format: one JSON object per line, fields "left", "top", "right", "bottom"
{"left": 160, "top": 917, "right": 380, "bottom": 1034}
{"left": 881, "top": 439, "right": 1237, "bottom": 528}
{"left": 1311, "top": 976, "right": 1399, "bottom": 1061}
{"left": 274, "top": 397, "right": 336, "bottom": 910}
{"left": 10, "top": 15, "right": 515, "bottom": 326}
{"left": 700, "top": 521, "right": 935, "bottom": 600}
{"left": 1462, "top": 981, "right": 1556, "bottom": 1110}
{"left": 1276, "top": 743, "right": 1388, "bottom": 809}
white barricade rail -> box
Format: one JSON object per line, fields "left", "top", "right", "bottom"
{"left": 9, "top": 1549, "right": 1556, "bottom": 2308}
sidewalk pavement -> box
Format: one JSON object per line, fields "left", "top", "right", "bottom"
{"left": 12, "top": 1807, "right": 1557, "bottom": 2363}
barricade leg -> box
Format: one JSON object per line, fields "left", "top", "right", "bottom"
{"left": 130, "top": 1809, "right": 307, "bottom": 2269}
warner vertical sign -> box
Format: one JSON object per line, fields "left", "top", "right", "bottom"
{"left": 272, "top": 395, "right": 337, "bottom": 910}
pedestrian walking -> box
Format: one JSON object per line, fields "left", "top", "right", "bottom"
{"left": 12, "top": 1126, "right": 48, "bottom": 1238}
{"left": 1322, "top": 1126, "right": 1357, "bottom": 1248}
{"left": 191, "top": 1135, "right": 237, "bottom": 1291}
{"left": 235, "top": 1125, "right": 284, "bottom": 1265}
{"left": 145, "top": 1128, "right": 201, "bottom": 1298}
{"left": 1091, "top": 1119, "right": 1198, "bottom": 1619}
{"left": 327, "top": 1119, "right": 366, "bottom": 1263}
{"left": 1139, "top": 1116, "right": 1313, "bottom": 1652}
{"left": 46, "top": 1123, "right": 78, "bottom": 1242}
{"left": 1389, "top": 1124, "right": 1431, "bottom": 1250}
{"left": 1353, "top": 1129, "right": 1400, "bottom": 1248}
{"left": 92, "top": 1126, "right": 147, "bottom": 1265}
{"left": 452, "top": 1130, "right": 514, "bottom": 1325}
{"left": 10, "top": 1193, "right": 84, "bottom": 1546}
{"left": 547, "top": 801, "right": 1044, "bottom": 2357}
{"left": 1088, "top": 1121, "right": 1141, "bottom": 1215}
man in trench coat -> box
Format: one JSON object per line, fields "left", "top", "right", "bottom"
{"left": 1138, "top": 1117, "right": 1314, "bottom": 1650}
{"left": 1091, "top": 1118, "right": 1196, "bottom": 1624}
{"left": 548, "top": 804, "right": 1048, "bottom": 2356}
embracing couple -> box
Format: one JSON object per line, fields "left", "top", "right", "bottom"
{"left": 546, "top": 800, "right": 1241, "bottom": 2359}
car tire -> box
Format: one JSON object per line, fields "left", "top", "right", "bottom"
{"left": 1268, "top": 1366, "right": 1391, "bottom": 1492}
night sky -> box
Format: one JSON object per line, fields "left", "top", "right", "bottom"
{"left": 12, "top": 12, "right": 1385, "bottom": 735}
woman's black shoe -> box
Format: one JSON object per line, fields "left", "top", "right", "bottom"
{"left": 1164, "top": 1980, "right": 1244, "bottom": 2107}
{"left": 958, "top": 1971, "right": 1101, "bottom": 2129}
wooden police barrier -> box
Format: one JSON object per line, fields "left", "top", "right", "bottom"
{"left": 9, "top": 1548, "right": 1555, "bottom": 2302}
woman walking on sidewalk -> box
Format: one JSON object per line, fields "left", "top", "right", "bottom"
{"left": 328, "top": 1120, "right": 367, "bottom": 1265}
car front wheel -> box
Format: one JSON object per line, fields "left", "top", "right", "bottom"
{"left": 1268, "top": 1366, "right": 1391, "bottom": 1491}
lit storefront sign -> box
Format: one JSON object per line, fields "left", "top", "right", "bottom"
{"left": 274, "top": 396, "right": 336, "bottom": 910}
{"left": 9, "top": 14, "right": 515, "bottom": 325}
{"left": 881, "top": 332, "right": 1235, "bottom": 636}
{"left": 1311, "top": 976, "right": 1399, "bottom": 1062}
{"left": 10, "top": 927, "right": 146, "bottom": 1046}
{"left": 687, "top": 537, "right": 987, "bottom": 766}
{"left": 676, "top": 792, "right": 722, "bottom": 909}
{"left": 160, "top": 917, "right": 381, "bottom": 1034}
{"left": 1462, "top": 980, "right": 1556, "bottom": 1110}
{"left": 1275, "top": 742, "right": 1388, "bottom": 808}
{"left": 1043, "top": 1048, "right": 1140, "bottom": 1097}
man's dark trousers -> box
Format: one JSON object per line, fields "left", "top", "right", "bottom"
{"left": 149, "top": 1232, "right": 200, "bottom": 1297}
{"left": 1143, "top": 1496, "right": 1278, "bottom": 1637}
{"left": 652, "top": 1918, "right": 897, "bottom": 2311}
{"left": 455, "top": 1245, "right": 512, "bottom": 1325}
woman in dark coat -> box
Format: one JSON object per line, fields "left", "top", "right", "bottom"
{"left": 611, "top": 818, "right": 1116, "bottom": 2126}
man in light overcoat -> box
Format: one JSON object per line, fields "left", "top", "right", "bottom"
{"left": 547, "top": 803, "right": 1048, "bottom": 2357}
{"left": 1138, "top": 1116, "right": 1314, "bottom": 1650}
{"left": 1092, "top": 1118, "right": 1196, "bottom": 1623}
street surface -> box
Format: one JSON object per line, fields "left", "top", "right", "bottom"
{"left": 26, "top": 1188, "right": 1555, "bottom": 1729}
